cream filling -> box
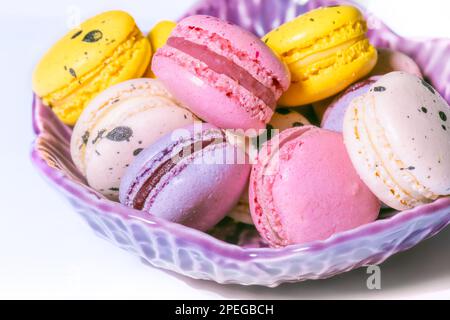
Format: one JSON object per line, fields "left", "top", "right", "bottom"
{"left": 287, "top": 36, "right": 364, "bottom": 69}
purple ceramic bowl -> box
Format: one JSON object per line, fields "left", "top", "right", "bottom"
{"left": 31, "top": 0, "right": 450, "bottom": 287}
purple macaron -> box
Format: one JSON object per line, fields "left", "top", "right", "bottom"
{"left": 321, "top": 77, "right": 380, "bottom": 132}
{"left": 119, "top": 124, "right": 251, "bottom": 231}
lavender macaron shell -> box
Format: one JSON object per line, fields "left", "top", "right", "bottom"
{"left": 119, "top": 124, "right": 251, "bottom": 231}
{"left": 322, "top": 77, "right": 379, "bottom": 132}
{"left": 32, "top": 0, "right": 450, "bottom": 286}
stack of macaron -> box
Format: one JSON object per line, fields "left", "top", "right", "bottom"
{"left": 33, "top": 5, "right": 450, "bottom": 247}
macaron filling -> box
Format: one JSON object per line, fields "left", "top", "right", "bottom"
{"left": 166, "top": 37, "right": 277, "bottom": 109}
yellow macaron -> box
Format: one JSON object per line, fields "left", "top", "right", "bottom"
{"left": 263, "top": 5, "right": 377, "bottom": 107}
{"left": 32, "top": 10, "right": 151, "bottom": 125}
{"left": 144, "top": 20, "right": 176, "bottom": 78}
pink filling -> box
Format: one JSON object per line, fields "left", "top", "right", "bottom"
{"left": 167, "top": 37, "right": 276, "bottom": 109}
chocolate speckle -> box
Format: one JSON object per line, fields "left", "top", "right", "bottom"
{"left": 64, "top": 66, "right": 68, "bottom": 71}
{"left": 421, "top": 107, "right": 428, "bottom": 113}
{"left": 138, "top": 141, "right": 142, "bottom": 145}
{"left": 293, "top": 122, "right": 304, "bottom": 127}
{"left": 310, "top": 18, "right": 315, "bottom": 22}
{"left": 439, "top": 111, "right": 447, "bottom": 122}
{"left": 69, "top": 68, "right": 77, "bottom": 78}
{"left": 92, "top": 129, "right": 106, "bottom": 144}
{"left": 71, "top": 30, "right": 83, "bottom": 39}
{"left": 81, "top": 131, "right": 90, "bottom": 145}
{"left": 264, "top": 38, "right": 269, "bottom": 44}
{"left": 443, "top": 125, "right": 447, "bottom": 131}
{"left": 421, "top": 79, "right": 435, "bottom": 94}
{"left": 109, "top": 188, "right": 119, "bottom": 192}
{"left": 184, "top": 115, "right": 187, "bottom": 119}
{"left": 95, "top": 150, "right": 101, "bottom": 156}
{"left": 401, "top": 166, "right": 416, "bottom": 171}
{"left": 374, "top": 86, "right": 386, "bottom": 92}
{"left": 82, "top": 30, "right": 103, "bottom": 43}
{"left": 276, "top": 108, "right": 291, "bottom": 115}
{"left": 106, "top": 126, "right": 133, "bottom": 142}
{"left": 133, "top": 148, "right": 143, "bottom": 156}
{"left": 112, "top": 99, "right": 120, "bottom": 104}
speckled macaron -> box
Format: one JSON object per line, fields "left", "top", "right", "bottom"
{"left": 344, "top": 72, "right": 450, "bottom": 210}
{"left": 70, "top": 78, "right": 197, "bottom": 199}
{"left": 33, "top": 11, "right": 151, "bottom": 125}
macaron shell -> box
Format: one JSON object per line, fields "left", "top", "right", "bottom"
{"left": 370, "top": 48, "right": 422, "bottom": 78}
{"left": 366, "top": 72, "right": 450, "bottom": 196}
{"left": 321, "top": 77, "right": 378, "bottom": 132}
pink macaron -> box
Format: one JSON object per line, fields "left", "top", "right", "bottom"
{"left": 151, "top": 15, "right": 291, "bottom": 132}
{"left": 249, "top": 126, "right": 380, "bottom": 247}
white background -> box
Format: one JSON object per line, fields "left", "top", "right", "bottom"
{"left": 1, "top": 0, "right": 449, "bottom": 300}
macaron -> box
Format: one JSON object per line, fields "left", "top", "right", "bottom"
{"left": 226, "top": 107, "right": 311, "bottom": 163}
{"left": 249, "top": 126, "right": 380, "bottom": 247}
{"left": 144, "top": 20, "right": 176, "bottom": 78}
{"left": 370, "top": 48, "right": 422, "bottom": 78}
{"left": 263, "top": 5, "right": 377, "bottom": 106}
{"left": 269, "top": 107, "right": 310, "bottom": 131}
{"left": 228, "top": 187, "right": 254, "bottom": 225}
{"left": 33, "top": 11, "right": 151, "bottom": 125}
{"left": 70, "top": 78, "right": 197, "bottom": 199}
{"left": 343, "top": 72, "right": 450, "bottom": 210}
{"left": 120, "top": 124, "right": 251, "bottom": 231}
{"left": 227, "top": 107, "right": 311, "bottom": 225}
{"left": 321, "top": 77, "right": 379, "bottom": 132}
{"left": 152, "top": 15, "right": 291, "bottom": 131}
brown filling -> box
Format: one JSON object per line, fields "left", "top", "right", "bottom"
{"left": 167, "top": 37, "right": 277, "bottom": 109}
